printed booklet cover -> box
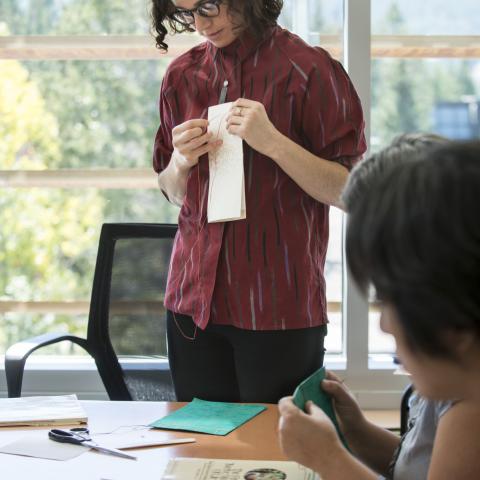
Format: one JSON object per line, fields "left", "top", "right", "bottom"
{"left": 160, "top": 458, "right": 320, "bottom": 480}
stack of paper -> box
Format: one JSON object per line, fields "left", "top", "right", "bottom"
{"left": 0, "top": 394, "right": 87, "bottom": 427}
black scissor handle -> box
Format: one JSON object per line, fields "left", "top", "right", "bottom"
{"left": 48, "top": 429, "right": 86, "bottom": 445}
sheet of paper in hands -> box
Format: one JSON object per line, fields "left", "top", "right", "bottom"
{"left": 207, "top": 102, "right": 246, "bottom": 223}
{"left": 292, "top": 366, "right": 349, "bottom": 450}
{"left": 161, "top": 458, "right": 319, "bottom": 480}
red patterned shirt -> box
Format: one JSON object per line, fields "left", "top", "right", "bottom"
{"left": 153, "top": 25, "right": 366, "bottom": 330}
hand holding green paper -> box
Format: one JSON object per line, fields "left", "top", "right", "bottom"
{"left": 292, "top": 366, "right": 349, "bottom": 450}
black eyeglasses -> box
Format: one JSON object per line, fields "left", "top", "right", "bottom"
{"left": 172, "top": 1, "right": 222, "bottom": 26}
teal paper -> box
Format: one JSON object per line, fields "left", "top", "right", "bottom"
{"left": 293, "top": 366, "right": 349, "bottom": 450}
{"left": 150, "top": 398, "right": 266, "bottom": 436}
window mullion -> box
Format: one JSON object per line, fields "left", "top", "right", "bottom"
{"left": 343, "top": 0, "right": 371, "bottom": 376}
{"left": 292, "top": 0, "right": 310, "bottom": 42}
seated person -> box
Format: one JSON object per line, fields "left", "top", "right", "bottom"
{"left": 278, "top": 138, "right": 480, "bottom": 480}
{"left": 346, "top": 133, "right": 451, "bottom": 478}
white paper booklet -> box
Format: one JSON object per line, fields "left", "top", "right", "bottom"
{"left": 0, "top": 394, "right": 87, "bottom": 426}
{"left": 161, "top": 458, "right": 320, "bottom": 480}
{"left": 207, "top": 102, "right": 246, "bottom": 223}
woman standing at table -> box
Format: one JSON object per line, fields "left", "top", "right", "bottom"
{"left": 151, "top": 0, "right": 366, "bottom": 403}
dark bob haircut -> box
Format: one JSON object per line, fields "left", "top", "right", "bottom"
{"left": 151, "top": 0, "right": 283, "bottom": 52}
{"left": 342, "top": 133, "right": 448, "bottom": 213}
{"left": 346, "top": 141, "right": 480, "bottom": 358}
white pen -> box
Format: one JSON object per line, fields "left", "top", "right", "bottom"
{"left": 117, "top": 437, "right": 196, "bottom": 450}
{"left": 151, "top": 437, "right": 196, "bottom": 447}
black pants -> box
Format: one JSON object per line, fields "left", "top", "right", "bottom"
{"left": 166, "top": 311, "right": 327, "bottom": 403}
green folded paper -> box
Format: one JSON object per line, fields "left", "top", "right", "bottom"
{"left": 293, "top": 366, "right": 349, "bottom": 450}
{"left": 150, "top": 398, "right": 266, "bottom": 436}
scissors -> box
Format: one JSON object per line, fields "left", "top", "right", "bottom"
{"left": 48, "top": 427, "right": 137, "bottom": 460}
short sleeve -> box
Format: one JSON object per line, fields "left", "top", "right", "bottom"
{"left": 436, "top": 400, "right": 455, "bottom": 421}
{"left": 302, "top": 51, "right": 367, "bottom": 171}
{"left": 153, "top": 77, "right": 174, "bottom": 173}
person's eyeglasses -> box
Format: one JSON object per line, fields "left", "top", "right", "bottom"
{"left": 172, "top": 1, "right": 222, "bottom": 26}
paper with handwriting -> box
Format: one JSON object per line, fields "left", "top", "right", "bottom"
{"left": 207, "top": 102, "right": 246, "bottom": 223}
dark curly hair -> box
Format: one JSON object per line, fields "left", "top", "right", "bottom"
{"left": 151, "top": 0, "right": 283, "bottom": 52}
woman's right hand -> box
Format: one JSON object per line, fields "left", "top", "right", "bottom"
{"left": 172, "top": 119, "right": 222, "bottom": 172}
{"left": 321, "top": 370, "right": 367, "bottom": 438}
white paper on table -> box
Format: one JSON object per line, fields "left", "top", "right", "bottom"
{"left": 0, "top": 436, "right": 86, "bottom": 461}
{"left": 207, "top": 102, "right": 246, "bottom": 223}
{"left": 95, "top": 430, "right": 196, "bottom": 450}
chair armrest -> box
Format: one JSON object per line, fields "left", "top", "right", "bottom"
{"left": 5, "top": 332, "right": 89, "bottom": 398}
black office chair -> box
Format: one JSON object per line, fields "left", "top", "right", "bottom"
{"left": 5, "top": 223, "right": 177, "bottom": 401}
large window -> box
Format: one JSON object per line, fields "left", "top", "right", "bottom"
{"left": 1, "top": 0, "right": 479, "bottom": 405}
{"left": 369, "top": 0, "right": 480, "bottom": 355}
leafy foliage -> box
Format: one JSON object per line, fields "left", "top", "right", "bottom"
{"left": 0, "top": 1, "right": 177, "bottom": 352}
{"left": 371, "top": 3, "right": 479, "bottom": 148}
{"left": 0, "top": 59, "right": 104, "bottom": 348}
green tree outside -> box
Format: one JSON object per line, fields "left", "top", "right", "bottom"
{"left": 0, "top": 58, "right": 104, "bottom": 350}
{"left": 371, "top": 1, "right": 479, "bottom": 148}
{"left": 1, "top": 1, "right": 177, "bottom": 354}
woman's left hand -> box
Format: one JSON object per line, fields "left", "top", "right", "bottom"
{"left": 226, "top": 98, "right": 280, "bottom": 156}
{"left": 278, "top": 397, "right": 343, "bottom": 473}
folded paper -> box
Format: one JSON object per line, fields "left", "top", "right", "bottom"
{"left": 293, "top": 366, "right": 349, "bottom": 450}
{"left": 207, "top": 102, "right": 246, "bottom": 223}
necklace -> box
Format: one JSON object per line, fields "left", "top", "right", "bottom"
{"left": 215, "top": 47, "right": 244, "bottom": 104}
{"left": 214, "top": 27, "right": 275, "bottom": 104}
{"left": 219, "top": 79, "right": 229, "bottom": 104}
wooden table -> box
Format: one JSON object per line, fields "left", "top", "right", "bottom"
{"left": 160, "top": 402, "right": 286, "bottom": 460}
{"left": 0, "top": 401, "right": 286, "bottom": 480}
{"left": 0, "top": 401, "right": 399, "bottom": 480}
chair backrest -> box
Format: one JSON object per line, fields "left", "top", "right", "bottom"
{"left": 87, "top": 223, "right": 177, "bottom": 400}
